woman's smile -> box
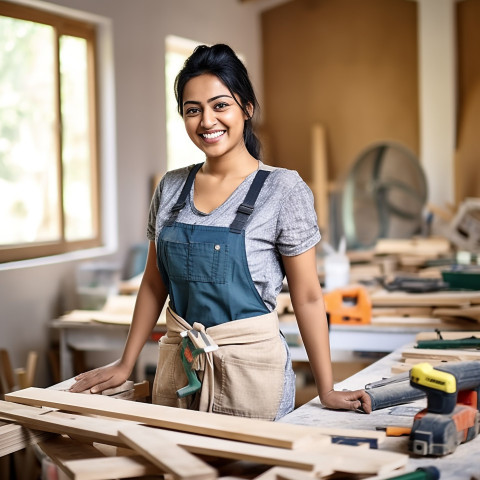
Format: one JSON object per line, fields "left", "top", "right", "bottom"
{"left": 200, "top": 130, "right": 226, "bottom": 143}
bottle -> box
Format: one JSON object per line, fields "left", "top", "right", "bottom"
{"left": 323, "top": 237, "right": 350, "bottom": 292}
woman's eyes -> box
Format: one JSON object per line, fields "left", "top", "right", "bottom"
{"left": 185, "top": 107, "right": 200, "bottom": 116}
{"left": 185, "top": 103, "right": 230, "bottom": 116}
{"left": 214, "top": 102, "right": 229, "bottom": 110}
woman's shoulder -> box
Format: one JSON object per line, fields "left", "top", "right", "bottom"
{"left": 156, "top": 164, "right": 198, "bottom": 191}
{"left": 259, "top": 163, "right": 306, "bottom": 191}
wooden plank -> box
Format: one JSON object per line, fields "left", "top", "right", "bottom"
{"left": 401, "top": 347, "right": 480, "bottom": 362}
{"left": 0, "top": 401, "right": 126, "bottom": 446}
{"left": 370, "top": 289, "right": 480, "bottom": 307}
{"left": 432, "top": 305, "right": 480, "bottom": 321}
{"left": 374, "top": 237, "right": 451, "bottom": 256}
{"left": 61, "top": 455, "right": 161, "bottom": 480}
{"left": 118, "top": 425, "right": 217, "bottom": 480}
{"left": 254, "top": 466, "right": 318, "bottom": 479}
{"left": 38, "top": 436, "right": 161, "bottom": 480}
{"left": 415, "top": 331, "right": 480, "bottom": 341}
{"left": 310, "top": 123, "right": 329, "bottom": 238}
{"left": 371, "top": 307, "right": 433, "bottom": 317}
{"left": 4, "top": 387, "right": 327, "bottom": 449}
{"left": 118, "top": 425, "right": 328, "bottom": 473}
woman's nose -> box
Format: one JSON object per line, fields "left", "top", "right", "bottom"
{"left": 201, "top": 108, "right": 217, "bottom": 129}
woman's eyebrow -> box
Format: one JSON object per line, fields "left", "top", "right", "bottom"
{"left": 183, "top": 94, "right": 233, "bottom": 107}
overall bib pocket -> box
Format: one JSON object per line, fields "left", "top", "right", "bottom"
{"left": 162, "top": 240, "right": 228, "bottom": 283}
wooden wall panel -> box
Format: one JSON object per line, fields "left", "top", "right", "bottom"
{"left": 456, "top": 0, "right": 480, "bottom": 204}
{"left": 261, "top": 0, "right": 419, "bottom": 184}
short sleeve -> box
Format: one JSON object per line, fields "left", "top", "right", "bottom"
{"left": 146, "top": 179, "right": 163, "bottom": 241}
{"left": 276, "top": 179, "right": 321, "bottom": 256}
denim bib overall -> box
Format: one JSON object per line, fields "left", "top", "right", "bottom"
{"left": 157, "top": 162, "right": 271, "bottom": 326}
{"left": 154, "top": 163, "right": 295, "bottom": 419}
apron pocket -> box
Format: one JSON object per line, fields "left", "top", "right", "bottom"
{"left": 152, "top": 341, "right": 192, "bottom": 409}
{"left": 212, "top": 353, "right": 284, "bottom": 420}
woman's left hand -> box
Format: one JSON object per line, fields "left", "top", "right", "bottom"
{"left": 320, "top": 389, "right": 372, "bottom": 413}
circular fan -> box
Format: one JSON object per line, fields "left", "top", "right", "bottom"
{"left": 341, "top": 142, "right": 427, "bottom": 249}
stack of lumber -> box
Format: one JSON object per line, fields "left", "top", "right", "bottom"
{"left": 391, "top": 331, "right": 480, "bottom": 374}
{"left": 0, "top": 387, "right": 410, "bottom": 479}
{"left": 369, "top": 289, "right": 480, "bottom": 328}
{"left": 0, "top": 420, "right": 53, "bottom": 457}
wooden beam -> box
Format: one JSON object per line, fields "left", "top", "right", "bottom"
{"left": 118, "top": 425, "right": 217, "bottom": 480}
{"left": 37, "top": 436, "right": 161, "bottom": 480}
{"left": 5, "top": 387, "right": 327, "bottom": 449}
{"left": 370, "top": 289, "right": 480, "bottom": 307}
{"left": 401, "top": 347, "right": 480, "bottom": 362}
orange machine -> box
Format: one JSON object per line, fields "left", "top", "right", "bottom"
{"left": 323, "top": 285, "right": 372, "bottom": 325}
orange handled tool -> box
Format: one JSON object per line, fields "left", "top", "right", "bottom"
{"left": 323, "top": 285, "right": 372, "bottom": 325}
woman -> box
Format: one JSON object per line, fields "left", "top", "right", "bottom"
{"left": 71, "top": 44, "right": 371, "bottom": 419}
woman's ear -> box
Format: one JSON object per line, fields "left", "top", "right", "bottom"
{"left": 244, "top": 102, "right": 254, "bottom": 120}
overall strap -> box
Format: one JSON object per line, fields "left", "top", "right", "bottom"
{"left": 165, "top": 163, "right": 203, "bottom": 225}
{"left": 230, "top": 169, "right": 271, "bottom": 234}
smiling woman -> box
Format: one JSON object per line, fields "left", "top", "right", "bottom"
{"left": 70, "top": 44, "right": 371, "bottom": 420}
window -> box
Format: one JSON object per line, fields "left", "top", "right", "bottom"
{"left": 0, "top": 1, "right": 100, "bottom": 263}
{"left": 165, "top": 35, "right": 204, "bottom": 171}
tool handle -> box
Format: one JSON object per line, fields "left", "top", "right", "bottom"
{"left": 386, "top": 466, "right": 440, "bottom": 480}
{"left": 365, "top": 381, "right": 425, "bottom": 411}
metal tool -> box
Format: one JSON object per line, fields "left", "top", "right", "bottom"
{"left": 408, "top": 362, "right": 480, "bottom": 456}
{"left": 176, "top": 329, "right": 218, "bottom": 399}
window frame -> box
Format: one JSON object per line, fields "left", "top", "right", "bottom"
{"left": 0, "top": 1, "right": 102, "bottom": 263}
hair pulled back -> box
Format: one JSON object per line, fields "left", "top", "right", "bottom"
{"left": 174, "top": 44, "right": 261, "bottom": 159}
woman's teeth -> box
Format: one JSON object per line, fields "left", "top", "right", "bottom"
{"left": 202, "top": 131, "right": 225, "bottom": 139}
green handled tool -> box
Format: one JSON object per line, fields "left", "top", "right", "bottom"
{"left": 176, "top": 329, "right": 218, "bottom": 399}
{"left": 385, "top": 466, "right": 440, "bottom": 480}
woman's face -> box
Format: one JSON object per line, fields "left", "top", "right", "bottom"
{"left": 181, "top": 73, "right": 250, "bottom": 160}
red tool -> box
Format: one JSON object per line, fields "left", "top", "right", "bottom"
{"left": 323, "top": 285, "right": 371, "bottom": 325}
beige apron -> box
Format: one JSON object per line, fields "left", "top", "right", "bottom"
{"left": 152, "top": 307, "right": 286, "bottom": 420}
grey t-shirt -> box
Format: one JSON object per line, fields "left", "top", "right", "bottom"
{"left": 147, "top": 161, "right": 320, "bottom": 311}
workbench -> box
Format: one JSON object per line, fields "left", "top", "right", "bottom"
{"left": 281, "top": 344, "right": 480, "bottom": 479}
{"left": 50, "top": 319, "right": 167, "bottom": 381}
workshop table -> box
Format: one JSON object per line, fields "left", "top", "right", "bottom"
{"left": 50, "top": 319, "right": 167, "bottom": 381}
{"left": 281, "top": 345, "right": 480, "bottom": 479}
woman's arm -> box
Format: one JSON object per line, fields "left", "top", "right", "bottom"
{"left": 282, "top": 247, "right": 371, "bottom": 413}
{"left": 70, "top": 241, "right": 168, "bottom": 393}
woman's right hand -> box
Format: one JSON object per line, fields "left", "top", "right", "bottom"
{"left": 68, "top": 361, "right": 131, "bottom": 394}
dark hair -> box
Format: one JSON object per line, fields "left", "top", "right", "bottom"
{"left": 174, "top": 44, "right": 261, "bottom": 159}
